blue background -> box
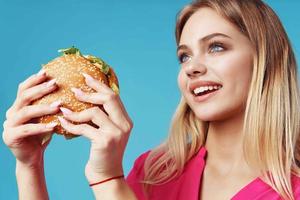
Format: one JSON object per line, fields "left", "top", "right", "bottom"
{"left": 0, "top": 0, "right": 299, "bottom": 199}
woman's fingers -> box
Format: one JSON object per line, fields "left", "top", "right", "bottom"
{"left": 14, "top": 78, "right": 58, "bottom": 110}
{"left": 58, "top": 116, "right": 126, "bottom": 152}
{"left": 5, "top": 70, "right": 48, "bottom": 118}
{"left": 59, "top": 106, "right": 129, "bottom": 147}
{"left": 71, "top": 89, "right": 131, "bottom": 131}
{"left": 60, "top": 106, "right": 115, "bottom": 129}
{"left": 17, "top": 69, "right": 47, "bottom": 95}
{"left": 58, "top": 116, "right": 99, "bottom": 141}
{"left": 3, "top": 123, "right": 57, "bottom": 147}
{"left": 8, "top": 101, "right": 61, "bottom": 127}
{"left": 81, "top": 73, "right": 112, "bottom": 94}
{"left": 72, "top": 74, "right": 132, "bottom": 132}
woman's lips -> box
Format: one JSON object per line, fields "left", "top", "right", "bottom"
{"left": 192, "top": 87, "right": 221, "bottom": 102}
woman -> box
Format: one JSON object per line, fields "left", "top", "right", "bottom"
{"left": 3, "top": 0, "right": 300, "bottom": 199}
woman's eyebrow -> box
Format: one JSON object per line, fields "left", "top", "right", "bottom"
{"left": 200, "top": 32, "right": 232, "bottom": 42}
{"left": 177, "top": 32, "right": 232, "bottom": 53}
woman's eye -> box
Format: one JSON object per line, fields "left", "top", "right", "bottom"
{"left": 209, "top": 42, "right": 225, "bottom": 53}
{"left": 178, "top": 53, "right": 190, "bottom": 64}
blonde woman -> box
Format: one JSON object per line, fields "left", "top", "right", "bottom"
{"left": 2, "top": 0, "right": 300, "bottom": 199}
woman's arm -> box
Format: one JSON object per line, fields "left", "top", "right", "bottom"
{"left": 91, "top": 179, "right": 137, "bottom": 200}
{"left": 2, "top": 70, "right": 59, "bottom": 200}
{"left": 16, "top": 160, "right": 49, "bottom": 200}
{"left": 58, "top": 72, "right": 138, "bottom": 200}
{"left": 86, "top": 167, "right": 137, "bottom": 199}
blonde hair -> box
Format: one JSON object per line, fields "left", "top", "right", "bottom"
{"left": 142, "top": 0, "right": 300, "bottom": 199}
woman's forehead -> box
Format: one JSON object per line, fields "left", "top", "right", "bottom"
{"left": 179, "top": 8, "right": 241, "bottom": 46}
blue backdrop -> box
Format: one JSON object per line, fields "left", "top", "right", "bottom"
{"left": 0, "top": 0, "right": 299, "bottom": 199}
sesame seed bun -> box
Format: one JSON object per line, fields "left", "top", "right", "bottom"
{"left": 31, "top": 47, "right": 119, "bottom": 141}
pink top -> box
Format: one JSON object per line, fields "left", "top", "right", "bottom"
{"left": 126, "top": 146, "right": 300, "bottom": 200}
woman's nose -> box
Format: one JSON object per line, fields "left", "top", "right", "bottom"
{"left": 185, "top": 61, "right": 207, "bottom": 78}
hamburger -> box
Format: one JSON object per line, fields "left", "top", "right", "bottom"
{"left": 31, "top": 46, "right": 119, "bottom": 143}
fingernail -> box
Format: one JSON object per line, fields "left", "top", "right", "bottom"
{"left": 71, "top": 88, "right": 84, "bottom": 96}
{"left": 58, "top": 116, "right": 67, "bottom": 125}
{"left": 46, "top": 122, "right": 57, "bottom": 128}
{"left": 81, "top": 73, "right": 94, "bottom": 82}
{"left": 46, "top": 79, "right": 56, "bottom": 87}
{"left": 50, "top": 100, "right": 61, "bottom": 108}
{"left": 60, "top": 107, "right": 73, "bottom": 115}
{"left": 37, "top": 69, "right": 45, "bottom": 76}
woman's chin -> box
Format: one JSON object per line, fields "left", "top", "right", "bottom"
{"left": 194, "top": 107, "right": 245, "bottom": 123}
{"left": 194, "top": 113, "right": 220, "bottom": 122}
{"left": 193, "top": 109, "right": 229, "bottom": 122}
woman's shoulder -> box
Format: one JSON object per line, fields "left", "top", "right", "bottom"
{"left": 132, "top": 150, "right": 151, "bottom": 171}
{"left": 126, "top": 150, "right": 152, "bottom": 200}
{"left": 126, "top": 150, "right": 152, "bottom": 181}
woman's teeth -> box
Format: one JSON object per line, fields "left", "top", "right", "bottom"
{"left": 193, "top": 85, "right": 222, "bottom": 96}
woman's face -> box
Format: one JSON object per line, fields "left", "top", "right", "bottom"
{"left": 177, "top": 8, "right": 254, "bottom": 122}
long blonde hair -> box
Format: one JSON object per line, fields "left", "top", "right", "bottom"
{"left": 142, "top": 0, "right": 300, "bottom": 199}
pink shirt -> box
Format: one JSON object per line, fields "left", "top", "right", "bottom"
{"left": 126, "top": 146, "right": 300, "bottom": 199}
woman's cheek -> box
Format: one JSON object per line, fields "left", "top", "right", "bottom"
{"left": 177, "top": 71, "right": 186, "bottom": 94}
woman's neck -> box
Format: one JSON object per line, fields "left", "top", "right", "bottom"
{"left": 204, "top": 111, "right": 253, "bottom": 177}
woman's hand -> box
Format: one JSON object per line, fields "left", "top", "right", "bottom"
{"left": 2, "top": 70, "right": 60, "bottom": 168}
{"left": 58, "top": 73, "right": 133, "bottom": 183}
